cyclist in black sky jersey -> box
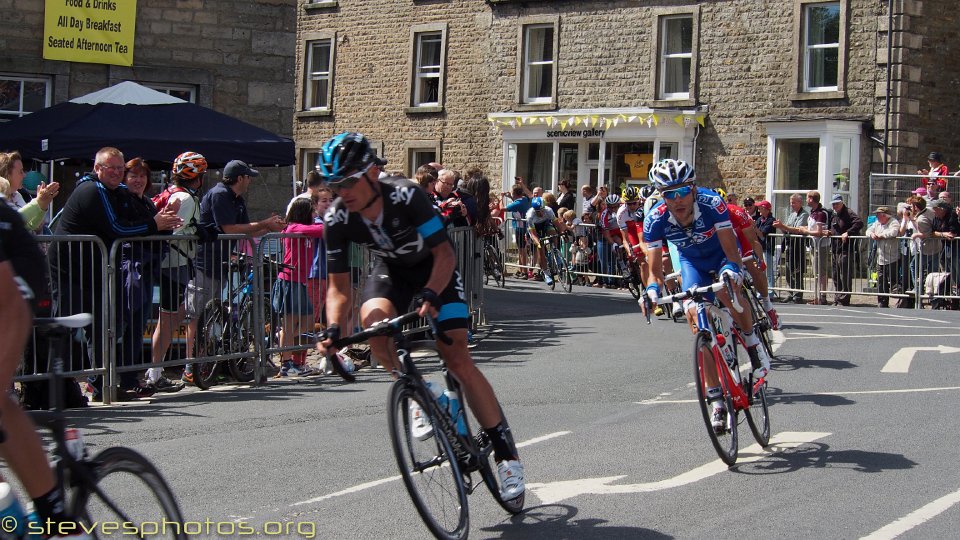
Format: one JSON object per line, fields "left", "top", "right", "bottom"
{"left": 315, "top": 132, "right": 524, "bottom": 500}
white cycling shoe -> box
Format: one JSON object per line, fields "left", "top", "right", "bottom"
{"left": 408, "top": 400, "right": 434, "bottom": 441}
{"left": 497, "top": 459, "right": 525, "bottom": 500}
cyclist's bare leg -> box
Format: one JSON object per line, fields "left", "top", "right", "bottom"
{"left": 0, "top": 264, "right": 55, "bottom": 497}
{"left": 436, "top": 330, "right": 503, "bottom": 428}
{"left": 684, "top": 303, "right": 719, "bottom": 388}
{"left": 360, "top": 298, "right": 401, "bottom": 375}
{"left": 716, "top": 286, "right": 756, "bottom": 339}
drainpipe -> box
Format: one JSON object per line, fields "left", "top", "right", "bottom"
{"left": 883, "top": 0, "right": 893, "bottom": 174}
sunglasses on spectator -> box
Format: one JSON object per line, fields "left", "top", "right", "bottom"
{"left": 328, "top": 163, "right": 372, "bottom": 191}
{"left": 662, "top": 185, "right": 694, "bottom": 200}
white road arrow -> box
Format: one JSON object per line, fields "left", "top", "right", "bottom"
{"left": 527, "top": 431, "right": 830, "bottom": 505}
{"left": 880, "top": 345, "right": 960, "bottom": 373}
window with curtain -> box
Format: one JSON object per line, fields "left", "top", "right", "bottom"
{"left": 659, "top": 15, "right": 692, "bottom": 99}
{"left": 304, "top": 39, "right": 334, "bottom": 110}
{"left": 803, "top": 2, "right": 840, "bottom": 91}
{"left": 0, "top": 75, "right": 51, "bottom": 118}
{"left": 144, "top": 83, "right": 196, "bottom": 103}
{"left": 408, "top": 149, "right": 437, "bottom": 177}
{"left": 413, "top": 31, "right": 443, "bottom": 107}
{"left": 522, "top": 24, "right": 554, "bottom": 104}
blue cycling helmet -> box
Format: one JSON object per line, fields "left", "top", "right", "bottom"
{"left": 531, "top": 196, "right": 544, "bottom": 210}
{"left": 318, "top": 132, "right": 385, "bottom": 183}
{"left": 648, "top": 159, "right": 695, "bottom": 190}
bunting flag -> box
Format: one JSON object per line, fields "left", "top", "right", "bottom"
{"left": 674, "top": 115, "right": 685, "bottom": 127}
{"left": 487, "top": 111, "right": 706, "bottom": 130}
{"left": 651, "top": 114, "right": 660, "bottom": 126}
{"left": 560, "top": 120, "right": 568, "bottom": 130}
{"left": 604, "top": 118, "right": 613, "bottom": 129}
{"left": 696, "top": 114, "right": 706, "bottom": 127}
{"left": 590, "top": 115, "right": 599, "bottom": 127}
{"left": 546, "top": 116, "right": 555, "bottom": 126}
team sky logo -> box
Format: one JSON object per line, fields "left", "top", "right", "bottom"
{"left": 389, "top": 187, "right": 417, "bottom": 206}
{"left": 325, "top": 206, "right": 349, "bottom": 226}
{"left": 368, "top": 237, "right": 425, "bottom": 259}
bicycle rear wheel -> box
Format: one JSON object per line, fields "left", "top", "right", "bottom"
{"left": 388, "top": 382, "right": 468, "bottom": 540}
{"left": 744, "top": 377, "right": 771, "bottom": 446}
{"left": 71, "top": 447, "right": 187, "bottom": 540}
{"left": 194, "top": 299, "right": 225, "bottom": 389}
{"left": 227, "top": 305, "right": 258, "bottom": 382}
{"left": 693, "top": 333, "right": 738, "bottom": 465}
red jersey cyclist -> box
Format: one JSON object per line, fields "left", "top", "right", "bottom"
{"left": 640, "top": 159, "right": 772, "bottom": 432}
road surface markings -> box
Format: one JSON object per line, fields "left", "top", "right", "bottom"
{"left": 637, "top": 386, "right": 960, "bottom": 405}
{"left": 781, "top": 311, "right": 951, "bottom": 325}
{"left": 290, "top": 430, "right": 572, "bottom": 506}
{"left": 526, "top": 431, "right": 830, "bottom": 504}
{"left": 859, "top": 487, "right": 960, "bottom": 539}
{"left": 881, "top": 345, "right": 960, "bottom": 373}
{"left": 784, "top": 333, "right": 960, "bottom": 341}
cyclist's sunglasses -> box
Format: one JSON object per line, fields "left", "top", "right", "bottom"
{"left": 328, "top": 163, "right": 372, "bottom": 191}
{"left": 661, "top": 185, "right": 694, "bottom": 200}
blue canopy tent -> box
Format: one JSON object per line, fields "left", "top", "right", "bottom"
{"left": 0, "top": 81, "right": 295, "bottom": 168}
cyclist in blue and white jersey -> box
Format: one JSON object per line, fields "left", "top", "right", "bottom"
{"left": 315, "top": 132, "right": 524, "bottom": 500}
{"left": 525, "top": 196, "right": 568, "bottom": 287}
{"left": 639, "top": 159, "right": 772, "bottom": 431}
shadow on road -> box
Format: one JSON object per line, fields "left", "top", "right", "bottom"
{"left": 772, "top": 354, "right": 857, "bottom": 371}
{"left": 765, "top": 386, "right": 856, "bottom": 407}
{"left": 733, "top": 442, "right": 917, "bottom": 475}
{"left": 480, "top": 503, "right": 672, "bottom": 539}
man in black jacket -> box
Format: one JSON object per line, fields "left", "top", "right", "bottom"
{"left": 48, "top": 147, "right": 181, "bottom": 398}
{"left": 828, "top": 194, "right": 863, "bottom": 306}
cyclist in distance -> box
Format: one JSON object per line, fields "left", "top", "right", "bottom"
{"left": 618, "top": 187, "right": 649, "bottom": 276}
{"left": 720, "top": 194, "right": 782, "bottom": 330}
{"left": 525, "top": 196, "right": 568, "bottom": 287}
{"left": 639, "top": 159, "right": 772, "bottom": 431}
{"left": 315, "top": 132, "right": 524, "bottom": 500}
{"left": 0, "top": 202, "right": 90, "bottom": 539}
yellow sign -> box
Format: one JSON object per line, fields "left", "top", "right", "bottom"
{"left": 624, "top": 153, "right": 653, "bottom": 179}
{"left": 43, "top": 0, "right": 137, "bottom": 67}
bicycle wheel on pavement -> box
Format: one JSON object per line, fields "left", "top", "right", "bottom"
{"left": 71, "top": 447, "right": 187, "bottom": 540}
{"left": 194, "top": 299, "right": 225, "bottom": 389}
{"left": 388, "top": 382, "right": 469, "bottom": 540}
{"left": 693, "top": 333, "right": 738, "bottom": 465}
{"left": 744, "top": 377, "right": 771, "bottom": 446}
{"left": 226, "top": 305, "right": 258, "bottom": 382}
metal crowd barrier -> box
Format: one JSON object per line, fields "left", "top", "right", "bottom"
{"left": 15, "top": 225, "right": 490, "bottom": 404}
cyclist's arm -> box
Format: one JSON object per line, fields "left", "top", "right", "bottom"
{"left": 740, "top": 225, "right": 765, "bottom": 262}
{"left": 644, "top": 245, "right": 665, "bottom": 290}
{"left": 527, "top": 220, "right": 542, "bottom": 248}
{"left": 717, "top": 228, "right": 743, "bottom": 270}
{"left": 421, "top": 242, "right": 457, "bottom": 317}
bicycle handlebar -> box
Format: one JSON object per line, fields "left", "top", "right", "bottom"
{"left": 325, "top": 311, "right": 452, "bottom": 350}
{"left": 34, "top": 314, "right": 93, "bottom": 329}
{"left": 656, "top": 274, "right": 744, "bottom": 313}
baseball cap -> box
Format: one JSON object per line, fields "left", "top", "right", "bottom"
{"left": 755, "top": 200, "right": 772, "bottom": 209}
{"left": 743, "top": 197, "right": 755, "bottom": 206}
{"left": 223, "top": 160, "right": 259, "bottom": 180}
{"left": 934, "top": 200, "right": 952, "bottom": 211}
{"left": 874, "top": 206, "right": 892, "bottom": 215}
{"left": 831, "top": 193, "right": 844, "bottom": 204}
{"left": 912, "top": 187, "right": 928, "bottom": 195}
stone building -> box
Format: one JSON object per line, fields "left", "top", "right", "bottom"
{"left": 295, "top": 0, "right": 960, "bottom": 216}
{"left": 0, "top": 0, "right": 296, "bottom": 216}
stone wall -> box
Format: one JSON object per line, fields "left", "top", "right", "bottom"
{"left": 0, "top": 0, "right": 296, "bottom": 217}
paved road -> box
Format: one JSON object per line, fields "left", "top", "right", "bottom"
{"left": 32, "top": 280, "right": 960, "bottom": 539}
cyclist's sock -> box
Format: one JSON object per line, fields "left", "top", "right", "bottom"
{"left": 32, "top": 486, "right": 72, "bottom": 528}
{"left": 762, "top": 296, "right": 774, "bottom": 311}
{"left": 485, "top": 422, "right": 518, "bottom": 462}
{"left": 741, "top": 329, "right": 760, "bottom": 347}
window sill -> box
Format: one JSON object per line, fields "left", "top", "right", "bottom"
{"left": 295, "top": 109, "right": 333, "bottom": 119}
{"left": 304, "top": 1, "right": 338, "bottom": 11}
{"left": 514, "top": 102, "right": 557, "bottom": 112}
{"left": 405, "top": 105, "right": 444, "bottom": 114}
{"left": 791, "top": 90, "right": 846, "bottom": 101}
{"left": 650, "top": 98, "right": 696, "bottom": 109}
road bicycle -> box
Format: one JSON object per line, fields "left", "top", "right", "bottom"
{"left": 324, "top": 311, "right": 523, "bottom": 539}
{"left": 615, "top": 244, "right": 645, "bottom": 299}
{"left": 651, "top": 278, "right": 771, "bottom": 465}
{"left": 193, "top": 253, "right": 284, "bottom": 388}
{"left": 481, "top": 231, "right": 506, "bottom": 288}
{"left": 13, "top": 314, "right": 187, "bottom": 539}
{"left": 542, "top": 234, "right": 574, "bottom": 292}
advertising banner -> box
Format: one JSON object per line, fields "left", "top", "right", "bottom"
{"left": 43, "top": 0, "right": 137, "bottom": 67}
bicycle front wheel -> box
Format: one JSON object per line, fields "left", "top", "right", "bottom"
{"left": 388, "top": 382, "right": 469, "bottom": 540}
{"left": 227, "top": 305, "right": 258, "bottom": 383}
{"left": 194, "top": 299, "right": 225, "bottom": 389}
{"left": 744, "top": 377, "right": 771, "bottom": 446}
{"left": 693, "top": 333, "right": 738, "bottom": 465}
{"left": 71, "top": 447, "right": 187, "bottom": 540}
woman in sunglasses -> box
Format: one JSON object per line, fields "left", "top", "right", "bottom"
{"left": 639, "top": 159, "right": 772, "bottom": 433}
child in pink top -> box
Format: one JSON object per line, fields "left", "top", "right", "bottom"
{"left": 271, "top": 197, "right": 324, "bottom": 376}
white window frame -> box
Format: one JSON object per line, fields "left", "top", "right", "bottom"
{"left": 766, "top": 120, "right": 861, "bottom": 215}
{"left": 802, "top": 2, "right": 840, "bottom": 92}
{"left": 144, "top": 83, "right": 196, "bottom": 103}
{"left": 304, "top": 38, "right": 334, "bottom": 111}
{"left": 0, "top": 74, "right": 52, "bottom": 118}
{"left": 412, "top": 29, "right": 445, "bottom": 108}
{"left": 658, "top": 15, "right": 693, "bottom": 100}
{"left": 521, "top": 22, "right": 557, "bottom": 105}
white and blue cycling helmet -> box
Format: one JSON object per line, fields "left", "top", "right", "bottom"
{"left": 648, "top": 159, "right": 695, "bottom": 191}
